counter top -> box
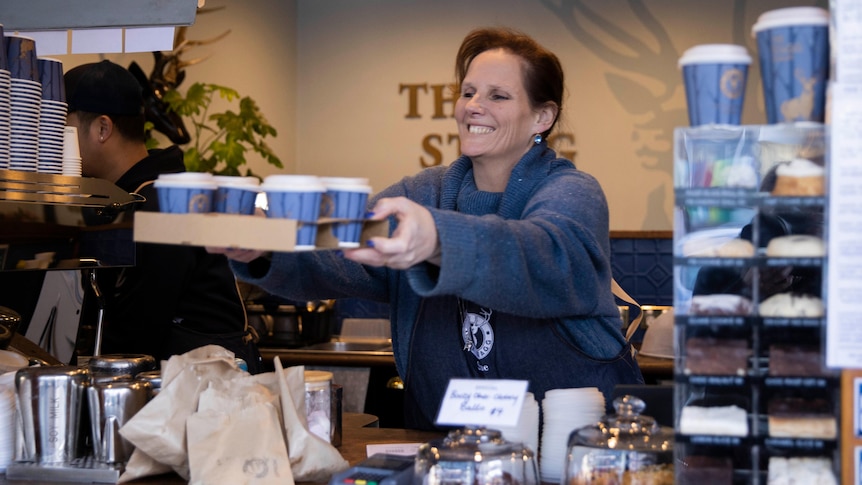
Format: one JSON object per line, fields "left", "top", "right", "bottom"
{"left": 261, "top": 346, "right": 396, "bottom": 367}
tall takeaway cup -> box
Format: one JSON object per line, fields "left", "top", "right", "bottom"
{"left": 752, "top": 6, "right": 830, "bottom": 124}
{"left": 679, "top": 44, "right": 752, "bottom": 126}
{"left": 320, "top": 177, "right": 372, "bottom": 248}
{"left": 14, "top": 366, "right": 89, "bottom": 464}
{"left": 262, "top": 175, "right": 326, "bottom": 250}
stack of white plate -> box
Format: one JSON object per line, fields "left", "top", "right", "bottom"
{"left": 0, "top": 68, "right": 10, "bottom": 169}
{"left": 539, "top": 387, "right": 605, "bottom": 483}
{"left": 9, "top": 77, "right": 41, "bottom": 172}
{"left": 37, "top": 58, "right": 66, "bottom": 174}
{"left": 495, "top": 392, "right": 540, "bottom": 458}
{"left": 37, "top": 98, "right": 67, "bottom": 174}
{"left": 0, "top": 372, "right": 18, "bottom": 472}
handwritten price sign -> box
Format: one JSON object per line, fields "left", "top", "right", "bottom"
{"left": 435, "top": 379, "right": 528, "bottom": 428}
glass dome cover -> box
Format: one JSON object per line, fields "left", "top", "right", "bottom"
{"left": 415, "top": 427, "right": 538, "bottom": 485}
{"left": 568, "top": 395, "right": 673, "bottom": 451}
{"left": 564, "top": 395, "right": 674, "bottom": 484}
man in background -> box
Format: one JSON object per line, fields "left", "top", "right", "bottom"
{"left": 65, "top": 60, "right": 263, "bottom": 372}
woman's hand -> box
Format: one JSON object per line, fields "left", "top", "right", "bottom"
{"left": 206, "top": 247, "right": 266, "bottom": 263}
{"left": 344, "top": 196, "right": 441, "bottom": 269}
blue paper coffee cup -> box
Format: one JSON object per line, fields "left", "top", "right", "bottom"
{"left": 154, "top": 173, "right": 216, "bottom": 213}
{"left": 262, "top": 175, "right": 326, "bottom": 250}
{"left": 213, "top": 176, "right": 260, "bottom": 215}
{"left": 5, "top": 35, "right": 38, "bottom": 82}
{"left": 321, "top": 177, "right": 372, "bottom": 248}
{"left": 37, "top": 57, "right": 64, "bottom": 102}
{"left": 0, "top": 25, "right": 7, "bottom": 71}
{"left": 752, "top": 7, "right": 829, "bottom": 124}
{"left": 679, "top": 44, "right": 751, "bottom": 126}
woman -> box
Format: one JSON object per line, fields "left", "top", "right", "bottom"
{"left": 218, "top": 27, "right": 643, "bottom": 429}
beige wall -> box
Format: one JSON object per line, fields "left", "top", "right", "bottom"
{"left": 56, "top": 0, "right": 826, "bottom": 230}
{"left": 55, "top": 0, "right": 299, "bottom": 173}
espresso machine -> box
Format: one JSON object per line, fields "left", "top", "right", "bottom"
{"left": 1, "top": 169, "right": 148, "bottom": 482}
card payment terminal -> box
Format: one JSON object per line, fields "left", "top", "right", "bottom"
{"left": 329, "top": 454, "right": 415, "bottom": 485}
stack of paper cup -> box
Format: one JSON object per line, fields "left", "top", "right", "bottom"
{"left": 0, "top": 25, "right": 10, "bottom": 170}
{"left": 539, "top": 387, "right": 605, "bottom": 483}
{"left": 62, "top": 126, "right": 82, "bottom": 176}
{"left": 494, "top": 392, "right": 540, "bottom": 458}
{"left": 7, "top": 35, "right": 41, "bottom": 172}
{"left": 36, "top": 57, "right": 67, "bottom": 174}
{"left": 320, "top": 177, "right": 373, "bottom": 248}
{"left": 262, "top": 175, "right": 327, "bottom": 250}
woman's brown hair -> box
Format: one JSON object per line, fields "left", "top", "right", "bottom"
{"left": 455, "top": 27, "right": 564, "bottom": 137}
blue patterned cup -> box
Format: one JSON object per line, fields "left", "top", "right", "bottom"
{"left": 38, "top": 57, "right": 64, "bottom": 102}
{"left": 5, "top": 35, "right": 38, "bottom": 82}
{"left": 213, "top": 176, "right": 260, "bottom": 215}
{"left": 321, "top": 177, "right": 372, "bottom": 248}
{"left": 154, "top": 173, "right": 216, "bottom": 214}
{"left": 679, "top": 44, "right": 751, "bottom": 126}
{"left": 752, "top": 7, "right": 829, "bottom": 124}
{"left": 262, "top": 175, "right": 326, "bottom": 250}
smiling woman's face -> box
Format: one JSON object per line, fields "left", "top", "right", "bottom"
{"left": 455, "top": 48, "right": 544, "bottom": 168}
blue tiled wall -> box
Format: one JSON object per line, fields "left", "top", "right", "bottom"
{"left": 609, "top": 237, "right": 674, "bottom": 306}
{"left": 335, "top": 236, "right": 675, "bottom": 325}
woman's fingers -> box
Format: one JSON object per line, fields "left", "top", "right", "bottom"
{"left": 343, "top": 197, "right": 439, "bottom": 268}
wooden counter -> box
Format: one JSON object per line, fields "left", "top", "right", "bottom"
{"left": 0, "top": 414, "right": 443, "bottom": 485}
{"left": 261, "top": 346, "right": 675, "bottom": 382}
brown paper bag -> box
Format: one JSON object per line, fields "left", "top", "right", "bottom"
{"left": 187, "top": 382, "right": 292, "bottom": 485}
{"left": 119, "top": 345, "right": 244, "bottom": 480}
{"left": 273, "top": 358, "right": 349, "bottom": 482}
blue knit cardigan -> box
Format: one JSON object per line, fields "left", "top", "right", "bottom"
{"left": 230, "top": 144, "right": 626, "bottom": 379}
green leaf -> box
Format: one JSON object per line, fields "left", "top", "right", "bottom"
{"left": 160, "top": 82, "right": 280, "bottom": 176}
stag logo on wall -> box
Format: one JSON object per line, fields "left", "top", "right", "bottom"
{"left": 537, "top": 0, "right": 764, "bottom": 227}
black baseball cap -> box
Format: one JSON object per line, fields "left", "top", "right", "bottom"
{"left": 64, "top": 60, "right": 144, "bottom": 116}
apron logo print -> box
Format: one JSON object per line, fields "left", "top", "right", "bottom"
{"left": 461, "top": 307, "right": 494, "bottom": 365}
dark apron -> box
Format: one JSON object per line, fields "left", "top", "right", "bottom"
{"left": 164, "top": 320, "right": 265, "bottom": 375}
{"left": 402, "top": 296, "right": 643, "bottom": 431}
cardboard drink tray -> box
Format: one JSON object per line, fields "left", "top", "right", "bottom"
{"left": 134, "top": 212, "right": 388, "bottom": 252}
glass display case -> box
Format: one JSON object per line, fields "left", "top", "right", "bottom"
{"left": 672, "top": 124, "right": 839, "bottom": 484}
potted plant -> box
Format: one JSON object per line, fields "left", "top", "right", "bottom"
{"left": 160, "top": 83, "right": 283, "bottom": 177}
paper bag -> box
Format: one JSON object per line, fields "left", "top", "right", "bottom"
{"left": 187, "top": 382, "right": 292, "bottom": 485}
{"left": 119, "top": 345, "right": 244, "bottom": 480}
{"left": 274, "top": 358, "right": 349, "bottom": 482}
{"left": 118, "top": 448, "right": 173, "bottom": 483}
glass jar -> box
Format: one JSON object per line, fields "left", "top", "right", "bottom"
{"left": 563, "top": 395, "right": 674, "bottom": 485}
{"left": 414, "top": 427, "right": 538, "bottom": 485}
{"left": 304, "top": 370, "right": 332, "bottom": 442}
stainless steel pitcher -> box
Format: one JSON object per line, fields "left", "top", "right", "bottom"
{"left": 14, "top": 366, "right": 89, "bottom": 464}
{"left": 87, "top": 379, "right": 151, "bottom": 464}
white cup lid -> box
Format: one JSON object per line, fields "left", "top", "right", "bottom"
{"left": 262, "top": 174, "right": 326, "bottom": 192}
{"left": 157, "top": 172, "right": 214, "bottom": 183}
{"left": 678, "top": 44, "right": 752, "bottom": 67}
{"left": 213, "top": 175, "right": 260, "bottom": 188}
{"left": 153, "top": 179, "right": 217, "bottom": 189}
{"left": 752, "top": 7, "right": 829, "bottom": 33}
{"left": 321, "top": 176, "right": 372, "bottom": 193}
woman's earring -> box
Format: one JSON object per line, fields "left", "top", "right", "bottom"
{"left": 533, "top": 133, "right": 543, "bottom": 145}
